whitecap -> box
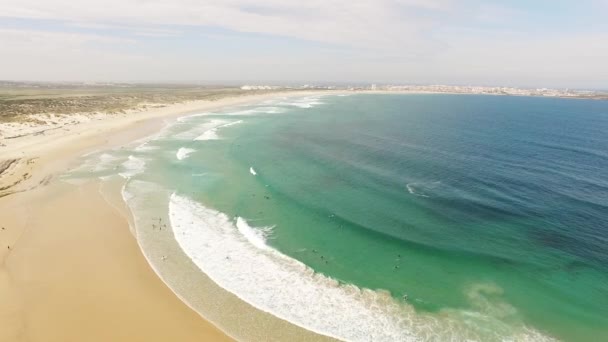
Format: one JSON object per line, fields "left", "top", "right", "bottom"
{"left": 235, "top": 217, "right": 272, "bottom": 251}
{"left": 171, "top": 119, "right": 225, "bottom": 141}
{"left": 406, "top": 183, "right": 430, "bottom": 197}
{"left": 193, "top": 120, "right": 243, "bottom": 141}
{"left": 176, "top": 147, "right": 196, "bottom": 160}
{"left": 407, "top": 181, "right": 441, "bottom": 198}
{"left": 249, "top": 167, "right": 257, "bottom": 176}
{"left": 194, "top": 129, "right": 219, "bottom": 141}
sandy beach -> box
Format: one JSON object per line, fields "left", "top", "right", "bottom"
{"left": 0, "top": 91, "right": 325, "bottom": 342}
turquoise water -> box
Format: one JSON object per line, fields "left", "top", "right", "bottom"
{"left": 68, "top": 94, "right": 608, "bottom": 341}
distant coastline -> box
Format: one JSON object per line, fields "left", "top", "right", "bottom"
{"left": 240, "top": 83, "right": 608, "bottom": 101}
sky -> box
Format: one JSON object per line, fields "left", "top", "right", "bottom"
{"left": 0, "top": 0, "right": 607, "bottom": 88}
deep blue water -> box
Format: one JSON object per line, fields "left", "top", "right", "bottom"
{"left": 218, "top": 94, "right": 608, "bottom": 340}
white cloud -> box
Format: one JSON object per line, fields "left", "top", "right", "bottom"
{"left": 0, "top": 29, "right": 149, "bottom": 81}
{"left": 0, "top": 28, "right": 135, "bottom": 46}
{"left": 65, "top": 22, "right": 183, "bottom": 37}
{"left": 0, "top": 0, "right": 450, "bottom": 49}
{"left": 0, "top": 0, "right": 605, "bottom": 87}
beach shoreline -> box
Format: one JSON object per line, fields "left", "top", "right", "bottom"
{"left": 2, "top": 90, "right": 595, "bottom": 341}
{"left": 0, "top": 90, "right": 333, "bottom": 342}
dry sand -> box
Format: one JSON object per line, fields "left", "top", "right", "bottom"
{"left": 0, "top": 91, "right": 328, "bottom": 342}
{"left": 0, "top": 181, "right": 231, "bottom": 342}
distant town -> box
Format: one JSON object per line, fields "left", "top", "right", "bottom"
{"left": 1, "top": 80, "right": 606, "bottom": 101}
{"left": 241, "top": 84, "right": 608, "bottom": 100}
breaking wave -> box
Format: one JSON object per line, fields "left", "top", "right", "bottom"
{"left": 194, "top": 120, "right": 243, "bottom": 141}
{"left": 119, "top": 155, "right": 146, "bottom": 179}
{"left": 176, "top": 147, "right": 196, "bottom": 160}
{"left": 277, "top": 96, "right": 325, "bottom": 108}
{"left": 169, "top": 194, "right": 555, "bottom": 342}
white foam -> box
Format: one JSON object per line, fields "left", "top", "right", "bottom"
{"left": 135, "top": 142, "right": 160, "bottom": 152}
{"left": 407, "top": 181, "right": 442, "bottom": 198}
{"left": 119, "top": 155, "right": 146, "bottom": 179}
{"left": 94, "top": 153, "right": 120, "bottom": 172}
{"left": 170, "top": 194, "right": 415, "bottom": 341}
{"left": 406, "top": 183, "right": 429, "bottom": 197}
{"left": 218, "top": 120, "right": 243, "bottom": 130}
{"left": 169, "top": 194, "right": 556, "bottom": 342}
{"left": 235, "top": 217, "right": 272, "bottom": 251}
{"left": 68, "top": 152, "right": 121, "bottom": 174}
{"left": 172, "top": 119, "right": 225, "bottom": 140}
{"left": 125, "top": 118, "right": 176, "bottom": 148}
{"left": 277, "top": 96, "right": 325, "bottom": 109}
{"left": 177, "top": 112, "right": 210, "bottom": 123}
{"left": 228, "top": 107, "right": 286, "bottom": 115}
{"left": 194, "top": 129, "right": 219, "bottom": 141}
{"left": 249, "top": 167, "right": 257, "bottom": 176}
{"left": 194, "top": 120, "right": 243, "bottom": 141}
{"left": 176, "top": 147, "right": 196, "bottom": 160}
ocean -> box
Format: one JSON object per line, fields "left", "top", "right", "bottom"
{"left": 66, "top": 93, "right": 608, "bottom": 341}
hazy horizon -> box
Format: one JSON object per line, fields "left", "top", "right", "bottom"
{"left": 1, "top": 0, "right": 607, "bottom": 89}
{"left": 2, "top": 79, "right": 607, "bottom": 92}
